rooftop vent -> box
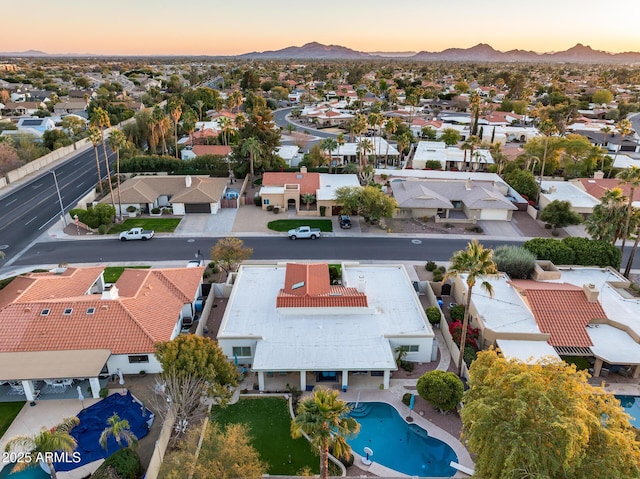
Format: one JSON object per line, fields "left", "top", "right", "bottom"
{"left": 292, "top": 281, "right": 305, "bottom": 290}
{"left": 63, "top": 308, "right": 73, "bottom": 315}
{"left": 86, "top": 307, "right": 95, "bottom": 315}
{"left": 40, "top": 309, "right": 50, "bottom": 316}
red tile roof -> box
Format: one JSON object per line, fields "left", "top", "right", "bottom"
{"left": 262, "top": 172, "right": 320, "bottom": 195}
{"left": 192, "top": 145, "right": 232, "bottom": 157}
{"left": 575, "top": 179, "right": 640, "bottom": 203}
{"left": 277, "top": 263, "right": 368, "bottom": 308}
{"left": 522, "top": 286, "right": 607, "bottom": 348}
{"left": 0, "top": 267, "right": 204, "bottom": 354}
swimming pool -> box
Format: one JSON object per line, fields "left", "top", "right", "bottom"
{"left": 616, "top": 395, "right": 640, "bottom": 428}
{"left": 347, "top": 402, "right": 458, "bottom": 477}
{"left": 0, "top": 463, "right": 48, "bottom": 479}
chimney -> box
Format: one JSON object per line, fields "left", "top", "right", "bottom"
{"left": 300, "top": 166, "right": 307, "bottom": 174}
{"left": 101, "top": 284, "right": 119, "bottom": 300}
{"left": 593, "top": 170, "right": 604, "bottom": 180}
{"left": 185, "top": 175, "right": 192, "bottom": 187}
{"left": 549, "top": 186, "right": 557, "bottom": 193}
{"left": 582, "top": 283, "right": 599, "bottom": 303}
{"left": 356, "top": 275, "right": 366, "bottom": 293}
{"left": 465, "top": 177, "right": 472, "bottom": 190}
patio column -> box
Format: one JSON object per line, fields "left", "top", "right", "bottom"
{"left": 299, "top": 370, "right": 306, "bottom": 391}
{"left": 632, "top": 365, "right": 640, "bottom": 379}
{"left": 383, "top": 370, "right": 390, "bottom": 389}
{"left": 22, "top": 380, "right": 36, "bottom": 401}
{"left": 341, "top": 370, "right": 348, "bottom": 391}
{"left": 593, "top": 358, "right": 604, "bottom": 377}
{"left": 89, "top": 377, "right": 101, "bottom": 398}
{"left": 257, "top": 371, "right": 265, "bottom": 391}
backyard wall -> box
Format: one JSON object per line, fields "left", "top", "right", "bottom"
{"left": 144, "top": 408, "right": 176, "bottom": 479}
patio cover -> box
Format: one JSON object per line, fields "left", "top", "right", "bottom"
{"left": 0, "top": 349, "right": 111, "bottom": 381}
{"left": 252, "top": 337, "right": 396, "bottom": 371}
{"left": 587, "top": 325, "right": 640, "bottom": 365}
{"left": 496, "top": 339, "right": 560, "bottom": 363}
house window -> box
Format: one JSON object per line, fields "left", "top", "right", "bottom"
{"left": 232, "top": 346, "right": 251, "bottom": 357}
{"left": 263, "top": 199, "right": 270, "bottom": 205}
{"left": 63, "top": 308, "right": 73, "bottom": 315}
{"left": 398, "top": 345, "right": 419, "bottom": 353}
{"left": 128, "top": 355, "right": 149, "bottom": 364}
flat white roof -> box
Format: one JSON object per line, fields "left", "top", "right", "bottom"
{"left": 335, "top": 137, "right": 399, "bottom": 157}
{"left": 275, "top": 145, "right": 300, "bottom": 160}
{"left": 613, "top": 154, "right": 640, "bottom": 169}
{"left": 412, "top": 141, "right": 494, "bottom": 165}
{"left": 317, "top": 174, "right": 360, "bottom": 200}
{"left": 496, "top": 339, "right": 560, "bottom": 363}
{"left": 588, "top": 324, "right": 640, "bottom": 364}
{"left": 258, "top": 186, "right": 285, "bottom": 195}
{"left": 218, "top": 264, "right": 433, "bottom": 371}
{"left": 541, "top": 181, "right": 600, "bottom": 209}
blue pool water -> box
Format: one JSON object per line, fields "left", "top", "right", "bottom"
{"left": 0, "top": 463, "right": 48, "bottom": 479}
{"left": 616, "top": 395, "right": 640, "bottom": 428}
{"left": 347, "top": 402, "right": 458, "bottom": 477}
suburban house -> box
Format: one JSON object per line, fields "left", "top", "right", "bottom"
{"left": 259, "top": 169, "right": 360, "bottom": 215}
{"left": 100, "top": 175, "right": 229, "bottom": 215}
{"left": 571, "top": 176, "right": 640, "bottom": 208}
{"left": 0, "top": 266, "right": 205, "bottom": 401}
{"left": 391, "top": 176, "right": 518, "bottom": 221}
{"left": 0, "top": 117, "right": 57, "bottom": 140}
{"left": 539, "top": 180, "right": 600, "bottom": 215}
{"left": 1, "top": 101, "right": 46, "bottom": 116}
{"left": 446, "top": 263, "right": 640, "bottom": 378}
{"left": 275, "top": 145, "right": 302, "bottom": 167}
{"left": 412, "top": 141, "right": 494, "bottom": 171}
{"left": 330, "top": 137, "right": 400, "bottom": 167}
{"left": 180, "top": 145, "right": 232, "bottom": 160}
{"left": 302, "top": 107, "right": 355, "bottom": 128}
{"left": 217, "top": 262, "right": 436, "bottom": 392}
{"left": 53, "top": 100, "right": 88, "bottom": 115}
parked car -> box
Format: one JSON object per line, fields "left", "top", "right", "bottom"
{"left": 339, "top": 214, "right": 352, "bottom": 229}
{"left": 119, "top": 227, "right": 154, "bottom": 241}
{"left": 288, "top": 226, "right": 321, "bottom": 240}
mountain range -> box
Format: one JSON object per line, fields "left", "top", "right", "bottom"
{"left": 2, "top": 42, "right": 640, "bottom": 63}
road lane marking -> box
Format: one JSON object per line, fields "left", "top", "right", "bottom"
{"left": 25, "top": 216, "right": 38, "bottom": 225}
{"left": 6, "top": 198, "right": 17, "bottom": 206}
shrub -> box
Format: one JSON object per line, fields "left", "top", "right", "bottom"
{"left": 425, "top": 261, "right": 437, "bottom": 271}
{"left": 545, "top": 223, "right": 553, "bottom": 229}
{"left": 400, "top": 360, "right": 415, "bottom": 372}
{"left": 463, "top": 345, "right": 477, "bottom": 366}
{"left": 98, "top": 224, "right": 108, "bottom": 235}
{"left": 562, "top": 356, "right": 591, "bottom": 371}
{"left": 450, "top": 304, "right": 465, "bottom": 321}
{"left": 266, "top": 205, "right": 274, "bottom": 211}
{"left": 254, "top": 195, "right": 261, "bottom": 206}
{"left": 70, "top": 203, "right": 115, "bottom": 229}
{"left": 99, "top": 387, "right": 109, "bottom": 398}
{"left": 151, "top": 207, "right": 161, "bottom": 214}
{"left": 126, "top": 205, "right": 137, "bottom": 213}
{"left": 319, "top": 205, "right": 327, "bottom": 216}
{"left": 449, "top": 320, "right": 480, "bottom": 348}
{"left": 523, "top": 237, "right": 621, "bottom": 268}
{"left": 493, "top": 245, "right": 537, "bottom": 279}
{"left": 437, "top": 266, "right": 446, "bottom": 273}
{"left": 91, "top": 448, "right": 142, "bottom": 479}
{"left": 416, "top": 370, "right": 464, "bottom": 412}
{"left": 402, "top": 392, "right": 413, "bottom": 406}
{"left": 162, "top": 207, "right": 173, "bottom": 215}
{"left": 432, "top": 271, "right": 444, "bottom": 282}
{"left": 426, "top": 306, "right": 442, "bottom": 326}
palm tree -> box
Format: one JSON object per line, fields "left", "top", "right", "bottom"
{"left": 151, "top": 106, "right": 168, "bottom": 155}
{"left": 358, "top": 138, "right": 374, "bottom": 172}
{"left": 350, "top": 114, "right": 367, "bottom": 143}
{"left": 107, "top": 129, "right": 127, "bottom": 221}
{"left": 291, "top": 388, "right": 360, "bottom": 479}
{"left": 609, "top": 118, "right": 633, "bottom": 177}
{"left": 600, "top": 125, "right": 612, "bottom": 170}
{"left": 99, "top": 413, "right": 137, "bottom": 450}
{"left": 194, "top": 99, "right": 205, "bottom": 121}
{"left": 336, "top": 133, "right": 345, "bottom": 168}
{"left": 536, "top": 119, "right": 558, "bottom": 204}
{"left": 383, "top": 118, "right": 397, "bottom": 167}
{"left": 168, "top": 101, "right": 182, "bottom": 159}
{"left": 584, "top": 187, "right": 629, "bottom": 245}
{"left": 301, "top": 193, "right": 316, "bottom": 210}
{"left": 90, "top": 107, "right": 116, "bottom": 216}
{"left": 4, "top": 417, "right": 79, "bottom": 479}
{"left": 396, "top": 134, "right": 410, "bottom": 169}
{"left": 616, "top": 165, "right": 640, "bottom": 255}
{"left": 88, "top": 125, "right": 104, "bottom": 194}
{"left": 218, "top": 116, "right": 232, "bottom": 146}
{"left": 443, "top": 239, "right": 498, "bottom": 376}
{"left": 320, "top": 137, "right": 338, "bottom": 174}
{"left": 241, "top": 137, "right": 262, "bottom": 183}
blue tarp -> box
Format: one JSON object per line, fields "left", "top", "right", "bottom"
{"left": 55, "top": 391, "right": 154, "bottom": 472}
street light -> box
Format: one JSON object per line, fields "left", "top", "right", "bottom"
{"left": 51, "top": 170, "right": 67, "bottom": 227}
{"left": 195, "top": 249, "right": 205, "bottom": 266}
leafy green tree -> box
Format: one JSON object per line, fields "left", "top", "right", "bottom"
{"left": 416, "top": 370, "right": 464, "bottom": 412}
{"left": 523, "top": 237, "right": 621, "bottom": 268}
{"left": 70, "top": 203, "right": 115, "bottom": 229}
{"left": 60, "top": 115, "right": 86, "bottom": 139}
{"left": 444, "top": 240, "right": 498, "bottom": 376}
{"left": 291, "top": 388, "right": 360, "bottom": 479}
{"left": 462, "top": 349, "right": 640, "bottom": 479}
{"left": 210, "top": 237, "right": 254, "bottom": 276}
{"left": 492, "top": 245, "right": 537, "bottom": 279}
{"left": 592, "top": 89, "right": 614, "bottom": 105}
{"left": 539, "top": 200, "right": 582, "bottom": 230}
{"left": 335, "top": 186, "right": 397, "bottom": 223}
{"left": 91, "top": 448, "right": 141, "bottom": 479}
{"left": 4, "top": 417, "right": 79, "bottom": 479}
{"left": 504, "top": 169, "right": 538, "bottom": 202}
{"left": 99, "top": 413, "right": 137, "bottom": 450}
{"left": 440, "top": 128, "right": 461, "bottom": 146}
{"left": 425, "top": 306, "right": 441, "bottom": 326}
{"left": 301, "top": 193, "right": 316, "bottom": 210}
{"left": 523, "top": 237, "right": 576, "bottom": 265}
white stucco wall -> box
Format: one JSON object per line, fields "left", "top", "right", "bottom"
{"left": 107, "top": 353, "right": 162, "bottom": 375}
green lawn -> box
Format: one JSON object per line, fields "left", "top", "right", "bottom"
{"left": 211, "top": 397, "right": 319, "bottom": 475}
{"left": 107, "top": 218, "right": 182, "bottom": 234}
{"left": 0, "top": 402, "right": 25, "bottom": 439}
{"left": 103, "top": 266, "right": 151, "bottom": 283}
{"left": 267, "top": 219, "right": 333, "bottom": 233}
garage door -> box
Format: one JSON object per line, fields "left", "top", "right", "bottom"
{"left": 479, "top": 209, "right": 508, "bottom": 220}
{"left": 185, "top": 203, "right": 211, "bottom": 213}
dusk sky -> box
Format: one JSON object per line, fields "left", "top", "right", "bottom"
{"left": 5, "top": 0, "right": 640, "bottom": 56}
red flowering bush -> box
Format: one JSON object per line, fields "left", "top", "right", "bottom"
{"left": 449, "top": 320, "right": 480, "bottom": 349}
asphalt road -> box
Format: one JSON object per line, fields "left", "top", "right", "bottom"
{"left": 0, "top": 146, "right": 114, "bottom": 261}
{"left": 12, "top": 236, "right": 528, "bottom": 267}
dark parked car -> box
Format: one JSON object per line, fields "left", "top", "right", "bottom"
{"left": 339, "top": 215, "right": 352, "bottom": 229}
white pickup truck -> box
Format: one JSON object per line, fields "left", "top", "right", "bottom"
{"left": 119, "top": 227, "right": 155, "bottom": 241}
{"left": 288, "top": 226, "right": 321, "bottom": 240}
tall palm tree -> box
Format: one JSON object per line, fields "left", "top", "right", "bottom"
{"left": 600, "top": 125, "right": 612, "bottom": 170}
{"left": 616, "top": 165, "right": 640, "bottom": 254}
{"left": 151, "top": 106, "right": 168, "bottom": 155}
{"left": 99, "top": 413, "right": 137, "bottom": 450}
{"left": 291, "top": 388, "right": 360, "bottom": 479}
{"left": 320, "top": 137, "right": 338, "bottom": 174}
{"left": 4, "top": 416, "right": 79, "bottom": 479}
{"left": 536, "top": 119, "right": 558, "bottom": 204}
{"left": 358, "top": 138, "right": 374, "bottom": 173}
{"left": 218, "top": 116, "right": 232, "bottom": 146}
{"left": 90, "top": 107, "right": 116, "bottom": 216}
{"left": 107, "top": 129, "right": 127, "bottom": 220}
{"left": 443, "top": 239, "right": 498, "bottom": 376}
{"left": 609, "top": 118, "right": 633, "bottom": 177}
{"left": 240, "top": 137, "right": 262, "bottom": 183}
{"left": 168, "top": 101, "right": 182, "bottom": 159}
{"left": 336, "top": 133, "right": 345, "bottom": 168}
{"left": 88, "top": 125, "right": 104, "bottom": 194}
{"left": 584, "top": 187, "right": 629, "bottom": 245}
{"left": 194, "top": 99, "right": 205, "bottom": 121}
{"left": 350, "top": 114, "right": 367, "bottom": 143}
{"left": 383, "top": 118, "right": 397, "bottom": 167}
